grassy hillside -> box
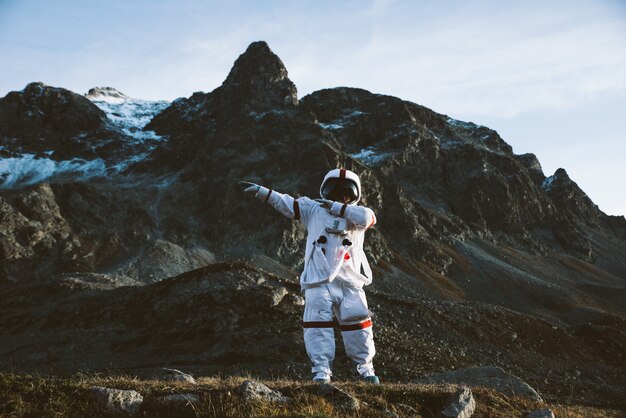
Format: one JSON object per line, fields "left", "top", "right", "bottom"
{"left": 0, "top": 373, "right": 622, "bottom": 417}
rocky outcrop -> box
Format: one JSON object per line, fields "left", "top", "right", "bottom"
{"left": 416, "top": 366, "right": 542, "bottom": 401}
{"left": 237, "top": 380, "right": 291, "bottom": 403}
{"left": 221, "top": 40, "right": 298, "bottom": 110}
{"left": 142, "top": 41, "right": 302, "bottom": 174}
{"left": 317, "top": 383, "right": 360, "bottom": 411}
{"left": 85, "top": 87, "right": 130, "bottom": 102}
{"left": 441, "top": 386, "right": 475, "bottom": 418}
{"left": 90, "top": 386, "right": 143, "bottom": 416}
{"left": 0, "top": 82, "right": 115, "bottom": 160}
{"left": 158, "top": 368, "right": 197, "bottom": 384}
{"left": 543, "top": 168, "right": 600, "bottom": 224}
{"left": 0, "top": 182, "right": 75, "bottom": 282}
{"left": 0, "top": 82, "right": 107, "bottom": 139}
{"left": 0, "top": 260, "right": 305, "bottom": 372}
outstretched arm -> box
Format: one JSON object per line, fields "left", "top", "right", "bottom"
{"left": 316, "top": 198, "right": 376, "bottom": 230}
{"left": 240, "top": 181, "right": 302, "bottom": 220}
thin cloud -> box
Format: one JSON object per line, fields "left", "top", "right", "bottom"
{"left": 284, "top": 8, "right": 626, "bottom": 119}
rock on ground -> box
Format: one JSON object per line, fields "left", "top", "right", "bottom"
{"left": 237, "top": 379, "right": 291, "bottom": 403}
{"left": 415, "top": 365, "right": 543, "bottom": 401}
{"left": 317, "top": 383, "right": 360, "bottom": 411}
{"left": 159, "top": 368, "right": 197, "bottom": 384}
{"left": 270, "top": 286, "right": 288, "bottom": 306}
{"left": 441, "top": 386, "right": 475, "bottom": 418}
{"left": 90, "top": 386, "right": 143, "bottom": 416}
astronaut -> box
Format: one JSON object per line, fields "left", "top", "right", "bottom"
{"left": 240, "top": 168, "right": 379, "bottom": 384}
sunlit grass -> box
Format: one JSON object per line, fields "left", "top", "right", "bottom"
{"left": 0, "top": 372, "right": 622, "bottom": 417}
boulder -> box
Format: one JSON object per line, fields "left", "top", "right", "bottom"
{"left": 317, "top": 382, "right": 360, "bottom": 411}
{"left": 270, "top": 286, "right": 288, "bottom": 306}
{"left": 415, "top": 366, "right": 542, "bottom": 401}
{"left": 285, "top": 293, "right": 305, "bottom": 306}
{"left": 159, "top": 368, "right": 197, "bottom": 384}
{"left": 89, "top": 386, "right": 143, "bottom": 416}
{"left": 441, "top": 386, "right": 475, "bottom": 418}
{"left": 237, "top": 379, "right": 291, "bottom": 403}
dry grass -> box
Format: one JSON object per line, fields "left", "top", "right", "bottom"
{"left": 0, "top": 372, "right": 623, "bottom": 417}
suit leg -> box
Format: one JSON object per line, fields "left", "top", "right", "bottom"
{"left": 303, "top": 285, "right": 335, "bottom": 378}
{"left": 337, "top": 285, "right": 376, "bottom": 377}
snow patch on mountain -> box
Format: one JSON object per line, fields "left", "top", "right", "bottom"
{"left": 0, "top": 154, "right": 108, "bottom": 189}
{"left": 318, "top": 109, "right": 369, "bottom": 131}
{"left": 319, "top": 122, "right": 343, "bottom": 130}
{"left": 446, "top": 117, "right": 484, "bottom": 129}
{"left": 350, "top": 147, "right": 392, "bottom": 166}
{"left": 97, "top": 100, "right": 168, "bottom": 138}
{"left": 249, "top": 109, "right": 287, "bottom": 121}
{"left": 84, "top": 90, "right": 170, "bottom": 174}
{"left": 87, "top": 88, "right": 169, "bottom": 139}
{"left": 0, "top": 88, "right": 170, "bottom": 189}
{"left": 542, "top": 175, "right": 555, "bottom": 190}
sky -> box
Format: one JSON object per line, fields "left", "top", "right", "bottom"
{"left": 1, "top": 0, "right": 625, "bottom": 216}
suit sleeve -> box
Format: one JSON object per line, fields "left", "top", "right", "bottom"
{"left": 255, "top": 186, "right": 315, "bottom": 223}
{"left": 329, "top": 201, "right": 376, "bottom": 230}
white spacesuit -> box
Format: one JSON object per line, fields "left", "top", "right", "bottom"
{"left": 241, "top": 168, "right": 379, "bottom": 384}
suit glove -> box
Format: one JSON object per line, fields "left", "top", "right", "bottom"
{"left": 240, "top": 181, "right": 261, "bottom": 195}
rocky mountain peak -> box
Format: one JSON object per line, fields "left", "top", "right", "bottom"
{"left": 144, "top": 41, "right": 299, "bottom": 150}
{"left": 0, "top": 82, "right": 107, "bottom": 140}
{"left": 543, "top": 168, "right": 600, "bottom": 224}
{"left": 221, "top": 40, "right": 298, "bottom": 109}
{"left": 85, "top": 87, "right": 130, "bottom": 103}
{"left": 22, "top": 81, "right": 48, "bottom": 96}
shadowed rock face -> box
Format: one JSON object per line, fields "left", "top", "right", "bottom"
{"left": 544, "top": 168, "right": 600, "bottom": 223}
{"left": 0, "top": 82, "right": 114, "bottom": 160}
{"left": 221, "top": 40, "right": 298, "bottom": 110}
{"left": 0, "top": 82, "right": 108, "bottom": 138}
{"left": 141, "top": 40, "right": 301, "bottom": 173}
{"left": 1, "top": 41, "right": 625, "bottom": 409}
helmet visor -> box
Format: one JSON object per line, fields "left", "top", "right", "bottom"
{"left": 321, "top": 178, "right": 359, "bottom": 203}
